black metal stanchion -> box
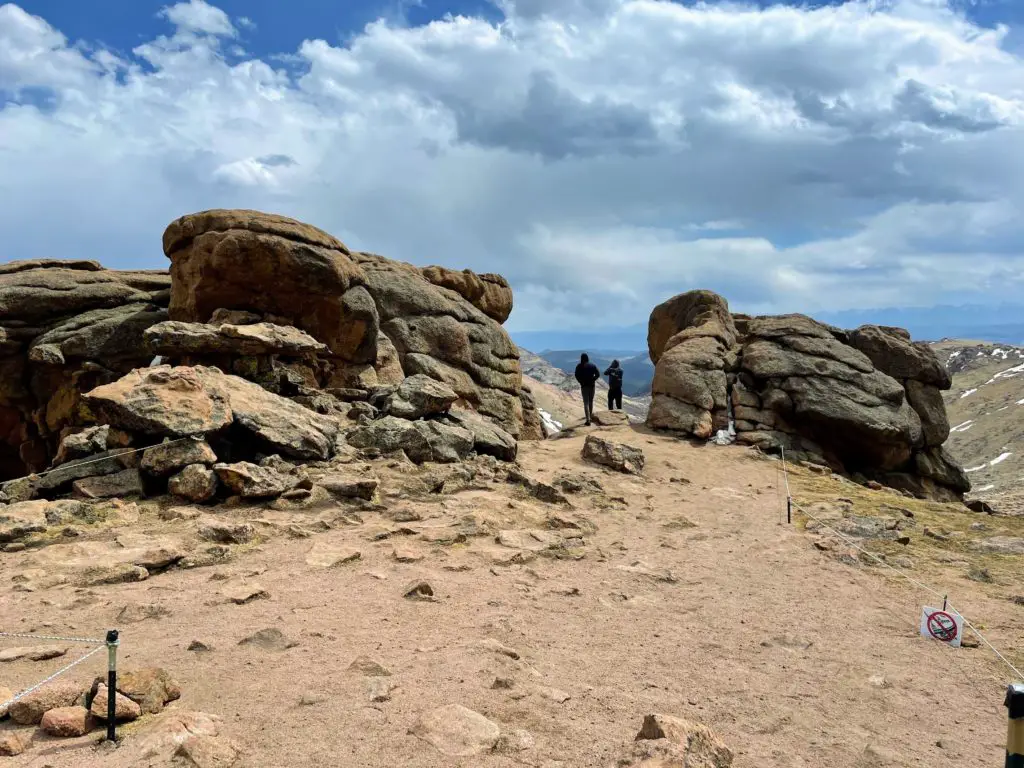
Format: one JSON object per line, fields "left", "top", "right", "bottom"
{"left": 1008, "top": 683, "right": 1024, "bottom": 768}
{"left": 786, "top": 497, "right": 792, "bottom": 525}
{"left": 105, "top": 629, "right": 119, "bottom": 742}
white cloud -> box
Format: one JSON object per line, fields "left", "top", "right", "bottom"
{"left": 0, "top": 0, "right": 1023, "bottom": 333}
{"left": 158, "top": 0, "right": 236, "bottom": 37}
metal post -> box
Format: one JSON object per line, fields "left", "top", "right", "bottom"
{"left": 1008, "top": 683, "right": 1024, "bottom": 768}
{"left": 105, "top": 629, "right": 119, "bottom": 742}
{"left": 786, "top": 497, "right": 792, "bottom": 525}
{"left": 942, "top": 595, "right": 947, "bottom": 612}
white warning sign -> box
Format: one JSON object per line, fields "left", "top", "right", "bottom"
{"left": 920, "top": 606, "right": 963, "bottom": 648}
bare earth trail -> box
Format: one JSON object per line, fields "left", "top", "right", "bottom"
{"left": 0, "top": 423, "right": 1016, "bottom": 767}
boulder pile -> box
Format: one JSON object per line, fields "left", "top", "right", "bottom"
{"left": 0, "top": 210, "right": 538, "bottom": 489}
{"left": 647, "top": 290, "right": 969, "bottom": 501}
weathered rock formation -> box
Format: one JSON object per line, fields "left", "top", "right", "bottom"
{"left": 647, "top": 290, "right": 968, "bottom": 501}
{"left": 0, "top": 210, "right": 536, "bottom": 481}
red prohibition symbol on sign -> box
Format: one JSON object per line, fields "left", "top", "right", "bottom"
{"left": 926, "top": 610, "right": 958, "bottom": 642}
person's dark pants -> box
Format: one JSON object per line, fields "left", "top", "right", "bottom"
{"left": 608, "top": 388, "right": 622, "bottom": 411}
{"left": 581, "top": 385, "right": 596, "bottom": 423}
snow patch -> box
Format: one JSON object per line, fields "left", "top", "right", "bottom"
{"left": 959, "top": 388, "right": 977, "bottom": 399}
{"left": 950, "top": 420, "right": 974, "bottom": 433}
{"left": 964, "top": 465, "right": 986, "bottom": 473}
{"left": 989, "top": 452, "right": 1012, "bottom": 466}
{"left": 149, "top": 356, "right": 163, "bottom": 367}
{"left": 539, "top": 408, "right": 562, "bottom": 437}
{"left": 974, "top": 484, "right": 995, "bottom": 492}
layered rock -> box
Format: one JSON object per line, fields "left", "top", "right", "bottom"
{"left": 0, "top": 260, "right": 171, "bottom": 478}
{"left": 647, "top": 290, "right": 968, "bottom": 501}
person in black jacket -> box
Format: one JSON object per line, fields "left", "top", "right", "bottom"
{"left": 574, "top": 352, "right": 601, "bottom": 425}
{"left": 604, "top": 359, "right": 623, "bottom": 411}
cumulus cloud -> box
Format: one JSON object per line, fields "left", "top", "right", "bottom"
{"left": 0, "top": 0, "right": 1022, "bottom": 332}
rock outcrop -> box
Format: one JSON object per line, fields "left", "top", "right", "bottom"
{"left": 647, "top": 290, "right": 968, "bottom": 501}
{"left": 0, "top": 209, "right": 533, "bottom": 482}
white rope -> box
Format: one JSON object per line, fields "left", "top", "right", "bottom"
{"left": 4, "top": 435, "right": 197, "bottom": 484}
{"left": 779, "top": 445, "right": 792, "bottom": 499}
{"left": 0, "top": 632, "right": 105, "bottom": 645}
{"left": 779, "top": 457, "right": 1024, "bottom": 682}
{"left": 0, "top": 645, "right": 104, "bottom": 711}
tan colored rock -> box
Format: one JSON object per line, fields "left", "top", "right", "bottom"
{"left": 0, "top": 685, "right": 13, "bottom": 718}
{"left": 348, "top": 655, "right": 392, "bottom": 677}
{"left": 648, "top": 290, "right": 737, "bottom": 365}
{"left": 198, "top": 520, "right": 256, "bottom": 545}
{"left": 421, "top": 266, "right": 513, "bottom": 324}
{"left": 0, "top": 728, "right": 31, "bottom": 756}
{"left": 0, "top": 645, "right": 67, "bottom": 663}
{"left": 173, "top": 732, "right": 243, "bottom": 767}
{"left": 8, "top": 681, "right": 83, "bottom": 725}
{"left": 214, "top": 461, "right": 290, "bottom": 499}
{"left": 169, "top": 464, "right": 219, "bottom": 502}
{"left": 305, "top": 542, "right": 362, "bottom": 568}
{"left": 133, "top": 710, "right": 224, "bottom": 759}
{"left": 90, "top": 683, "right": 142, "bottom": 721}
{"left": 40, "top": 706, "right": 95, "bottom": 737}
{"left": 409, "top": 704, "right": 501, "bottom": 756}
{"left": 116, "top": 667, "right": 182, "bottom": 715}
{"left": 223, "top": 583, "right": 270, "bottom": 605}
{"left": 582, "top": 435, "right": 644, "bottom": 474}
{"left": 72, "top": 468, "right": 144, "bottom": 499}
{"left": 635, "top": 713, "right": 734, "bottom": 767}
{"left": 145, "top": 320, "right": 328, "bottom": 358}
{"left": 142, "top": 437, "right": 217, "bottom": 476}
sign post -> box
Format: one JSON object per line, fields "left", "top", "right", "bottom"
{"left": 1008, "top": 683, "right": 1023, "bottom": 768}
{"left": 919, "top": 606, "right": 963, "bottom": 648}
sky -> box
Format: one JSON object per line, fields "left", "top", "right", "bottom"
{"left": 2, "top": 0, "right": 1024, "bottom": 336}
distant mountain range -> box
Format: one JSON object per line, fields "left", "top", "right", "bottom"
{"left": 532, "top": 349, "right": 654, "bottom": 397}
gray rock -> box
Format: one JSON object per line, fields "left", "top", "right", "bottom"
{"left": 582, "top": 435, "right": 645, "bottom": 474}
{"left": 970, "top": 537, "right": 1024, "bottom": 555}
{"left": 318, "top": 474, "right": 379, "bottom": 500}
{"left": 53, "top": 426, "right": 110, "bottom": 466}
{"left": 385, "top": 374, "right": 459, "bottom": 420}
{"left": 36, "top": 449, "right": 138, "bottom": 493}
{"left": 198, "top": 520, "right": 256, "bottom": 545}
{"left": 141, "top": 437, "right": 217, "bottom": 477}
{"left": 72, "top": 468, "right": 144, "bottom": 499}
{"left": 214, "top": 462, "right": 291, "bottom": 499}
{"left": 446, "top": 411, "right": 517, "bottom": 461}
{"left": 168, "top": 464, "right": 218, "bottom": 502}
{"left": 144, "top": 320, "right": 328, "bottom": 357}
{"left": 347, "top": 416, "right": 474, "bottom": 464}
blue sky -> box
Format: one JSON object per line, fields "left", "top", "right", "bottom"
{"left": 2, "top": 0, "right": 1024, "bottom": 333}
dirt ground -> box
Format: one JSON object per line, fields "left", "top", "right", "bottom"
{"left": 0, "top": 420, "right": 1021, "bottom": 767}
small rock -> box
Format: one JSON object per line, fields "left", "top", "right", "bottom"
{"left": 72, "top": 468, "right": 145, "bottom": 499}
{"left": 172, "top": 732, "right": 242, "bottom": 767}
{"left": 117, "top": 603, "right": 171, "bottom": 624}
{"left": 367, "top": 678, "right": 397, "bottom": 703}
{"left": 0, "top": 645, "right": 68, "bottom": 663}
{"left": 581, "top": 435, "right": 645, "bottom": 474}
{"left": 80, "top": 563, "right": 149, "bottom": 586}
{"left": 198, "top": 521, "right": 256, "bottom": 545}
{"left": 299, "top": 692, "right": 329, "bottom": 706}
{"left": 474, "top": 638, "right": 521, "bottom": 660}
{"left": 634, "top": 713, "right": 733, "bottom": 764}
{"left": 159, "top": 506, "right": 202, "bottom": 521}
{"left": 214, "top": 461, "right": 291, "bottom": 499}
{"left": 0, "top": 729, "right": 31, "bottom": 756}
{"left": 238, "top": 628, "right": 298, "bottom": 651}
{"left": 403, "top": 580, "right": 436, "bottom": 601}
{"left": 40, "top": 706, "right": 95, "bottom": 737}
{"left": 409, "top": 704, "right": 501, "bottom": 757}
{"left": 392, "top": 545, "right": 424, "bottom": 563}
{"left": 141, "top": 438, "right": 217, "bottom": 477}
{"left": 318, "top": 474, "right": 380, "bottom": 501}
{"left": 960, "top": 633, "right": 980, "bottom": 649}
{"left": 967, "top": 567, "right": 993, "bottom": 583}
{"left": 305, "top": 543, "right": 361, "bottom": 568}
{"left": 89, "top": 684, "right": 141, "bottom": 722}
{"left": 495, "top": 728, "right": 535, "bottom": 754}
{"left": 104, "top": 668, "right": 180, "bottom": 716}
{"left": 868, "top": 675, "right": 891, "bottom": 689}
{"left": 492, "top": 677, "right": 514, "bottom": 690}
{"left": 536, "top": 686, "right": 570, "bottom": 703}
{"left": 168, "top": 464, "right": 219, "bottom": 503}
{"left": 188, "top": 640, "right": 212, "bottom": 653}
{"left": 349, "top": 656, "right": 392, "bottom": 677}
{"left": 1012, "top": 595, "right": 1024, "bottom": 606}
{"left": 223, "top": 584, "right": 270, "bottom": 605}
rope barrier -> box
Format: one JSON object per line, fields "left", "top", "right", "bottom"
{"left": 777, "top": 447, "right": 1024, "bottom": 682}
{"left": 0, "top": 632, "right": 106, "bottom": 645}
{"left": 4, "top": 435, "right": 198, "bottom": 485}
{"left": 0, "top": 645, "right": 104, "bottom": 712}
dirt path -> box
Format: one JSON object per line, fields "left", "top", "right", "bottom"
{"left": 0, "top": 423, "right": 1017, "bottom": 766}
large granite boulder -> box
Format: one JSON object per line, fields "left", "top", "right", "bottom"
{"left": 0, "top": 260, "right": 171, "bottom": 478}
{"left": 420, "top": 266, "right": 513, "bottom": 324}
{"left": 646, "top": 289, "right": 967, "bottom": 501}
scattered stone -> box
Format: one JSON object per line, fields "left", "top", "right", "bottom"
{"left": 223, "top": 584, "right": 270, "bottom": 605}
{"left": 9, "top": 681, "right": 83, "bottom": 725}
{"left": 159, "top": 505, "right": 202, "bottom": 521}
{"left": 0, "top": 686, "right": 12, "bottom": 718}
{"left": 582, "top": 434, "right": 645, "bottom": 474}
{"left": 169, "top": 464, "right": 219, "bottom": 503}
{"left": 130, "top": 709, "right": 227, "bottom": 761}
{"left": 868, "top": 675, "right": 891, "bottom": 689}
{"left": 497, "top": 529, "right": 560, "bottom": 552}
{"left": 634, "top": 713, "right": 734, "bottom": 766}
{"left": 172, "top": 731, "right": 243, "bottom": 767}
{"left": 1012, "top": 596, "right": 1024, "bottom": 607}
{"left": 318, "top": 474, "right": 379, "bottom": 500}
{"left": 141, "top": 437, "right": 217, "bottom": 477}
{"left": 40, "top": 706, "right": 95, "bottom": 737}
{"left": 188, "top": 640, "right": 212, "bottom": 653}
{"left": 349, "top": 656, "right": 392, "bottom": 677}
{"left": 0, "top": 729, "right": 31, "bottom": 756}
{"left": 0, "top": 645, "right": 68, "bottom": 663}
{"left": 384, "top": 374, "right": 459, "bottom": 419}
{"left": 90, "top": 683, "right": 142, "bottom": 722}
{"left": 53, "top": 425, "right": 111, "bottom": 465}
{"left": 960, "top": 633, "right": 980, "bottom": 649}
{"left": 970, "top": 536, "right": 1024, "bottom": 555}
{"left": 198, "top": 521, "right": 256, "bottom": 545}
{"left": 966, "top": 499, "right": 995, "bottom": 514}
{"left": 506, "top": 469, "right": 571, "bottom": 505}
{"left": 367, "top": 678, "right": 397, "bottom": 703}
{"left": 409, "top": 704, "right": 501, "bottom": 757}
{"left": 473, "top": 638, "right": 521, "bottom": 660}
{"left": 214, "top": 462, "right": 291, "bottom": 499}
{"left": 492, "top": 677, "right": 514, "bottom": 690}
{"left": 305, "top": 543, "right": 362, "bottom": 568}
{"left": 967, "top": 567, "right": 993, "bottom": 583}
{"left": 536, "top": 686, "right": 570, "bottom": 703}
{"left": 403, "top": 580, "right": 436, "bottom": 601}
{"left": 495, "top": 728, "right": 536, "bottom": 754}
{"left": 591, "top": 410, "right": 629, "bottom": 426}
{"left": 392, "top": 546, "right": 424, "bottom": 563}
{"left": 72, "top": 468, "right": 145, "bottom": 499}
{"left": 238, "top": 628, "right": 298, "bottom": 651}
{"left": 80, "top": 563, "right": 149, "bottom": 586}
{"left": 348, "top": 417, "right": 474, "bottom": 465}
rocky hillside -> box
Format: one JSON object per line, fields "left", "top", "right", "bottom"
{"left": 933, "top": 340, "right": 1024, "bottom": 514}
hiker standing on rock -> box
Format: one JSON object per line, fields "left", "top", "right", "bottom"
{"left": 604, "top": 359, "right": 623, "bottom": 412}
{"left": 574, "top": 353, "right": 600, "bottom": 426}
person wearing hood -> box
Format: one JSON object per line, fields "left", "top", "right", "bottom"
{"left": 604, "top": 359, "right": 623, "bottom": 411}
{"left": 574, "top": 352, "right": 601, "bottom": 426}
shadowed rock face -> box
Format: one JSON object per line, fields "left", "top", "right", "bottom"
{"left": 647, "top": 290, "right": 968, "bottom": 502}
